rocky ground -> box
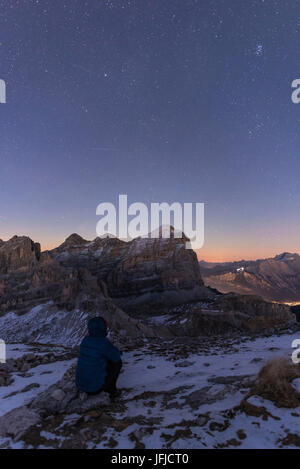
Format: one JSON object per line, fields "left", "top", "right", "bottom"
{"left": 1, "top": 330, "right": 300, "bottom": 449}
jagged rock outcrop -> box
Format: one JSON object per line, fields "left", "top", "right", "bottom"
{"left": 213, "top": 293, "right": 295, "bottom": 331}
{"left": 215, "top": 293, "right": 290, "bottom": 316}
{"left": 0, "top": 236, "right": 40, "bottom": 274}
{"left": 0, "top": 253, "right": 84, "bottom": 315}
{"left": 0, "top": 235, "right": 115, "bottom": 316}
{"left": 146, "top": 296, "right": 295, "bottom": 337}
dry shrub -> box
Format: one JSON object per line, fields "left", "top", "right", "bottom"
{"left": 247, "top": 357, "right": 300, "bottom": 408}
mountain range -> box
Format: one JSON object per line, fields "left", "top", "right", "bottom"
{"left": 200, "top": 252, "right": 300, "bottom": 304}
{"left": 0, "top": 232, "right": 295, "bottom": 345}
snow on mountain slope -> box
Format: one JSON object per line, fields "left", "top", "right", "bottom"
{"left": 0, "top": 304, "right": 88, "bottom": 346}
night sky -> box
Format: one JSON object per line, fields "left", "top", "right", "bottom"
{"left": 1, "top": 0, "right": 300, "bottom": 261}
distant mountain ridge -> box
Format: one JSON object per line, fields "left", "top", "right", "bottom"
{"left": 200, "top": 252, "right": 300, "bottom": 303}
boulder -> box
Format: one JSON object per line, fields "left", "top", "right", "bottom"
{"left": 0, "top": 406, "right": 41, "bottom": 441}
{"left": 30, "top": 364, "right": 110, "bottom": 415}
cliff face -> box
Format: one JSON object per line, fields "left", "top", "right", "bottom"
{"left": 110, "top": 236, "right": 204, "bottom": 295}
{"left": 49, "top": 233, "right": 209, "bottom": 311}
{"left": 103, "top": 235, "right": 207, "bottom": 311}
{"left": 0, "top": 236, "right": 41, "bottom": 274}
{"left": 0, "top": 235, "right": 104, "bottom": 314}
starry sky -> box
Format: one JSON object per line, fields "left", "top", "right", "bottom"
{"left": 0, "top": 0, "right": 300, "bottom": 261}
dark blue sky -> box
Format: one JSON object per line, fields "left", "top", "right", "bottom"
{"left": 0, "top": 0, "right": 300, "bottom": 260}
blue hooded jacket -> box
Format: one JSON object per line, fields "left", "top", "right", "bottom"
{"left": 75, "top": 317, "right": 122, "bottom": 393}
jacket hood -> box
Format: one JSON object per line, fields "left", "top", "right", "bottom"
{"left": 88, "top": 317, "right": 107, "bottom": 338}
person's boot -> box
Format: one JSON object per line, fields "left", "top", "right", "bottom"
{"left": 109, "top": 389, "right": 121, "bottom": 402}
{"left": 79, "top": 391, "right": 88, "bottom": 401}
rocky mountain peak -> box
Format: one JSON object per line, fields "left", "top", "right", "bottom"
{"left": 147, "top": 225, "right": 190, "bottom": 241}
{"left": 0, "top": 235, "right": 41, "bottom": 274}
{"left": 274, "top": 252, "right": 299, "bottom": 262}
{"left": 58, "top": 233, "right": 90, "bottom": 250}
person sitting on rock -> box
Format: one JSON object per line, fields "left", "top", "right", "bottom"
{"left": 75, "top": 316, "right": 122, "bottom": 401}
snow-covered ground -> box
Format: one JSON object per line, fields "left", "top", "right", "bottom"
{"left": 99, "top": 332, "right": 300, "bottom": 449}
{"left": 0, "top": 344, "right": 75, "bottom": 419}
{"left": 0, "top": 360, "right": 74, "bottom": 418}
{"left": 1, "top": 331, "right": 299, "bottom": 448}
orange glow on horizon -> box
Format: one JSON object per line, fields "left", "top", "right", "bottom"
{"left": 195, "top": 246, "right": 300, "bottom": 263}
{"left": 195, "top": 250, "right": 300, "bottom": 263}
{"left": 42, "top": 242, "right": 61, "bottom": 251}
{"left": 196, "top": 253, "right": 256, "bottom": 263}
